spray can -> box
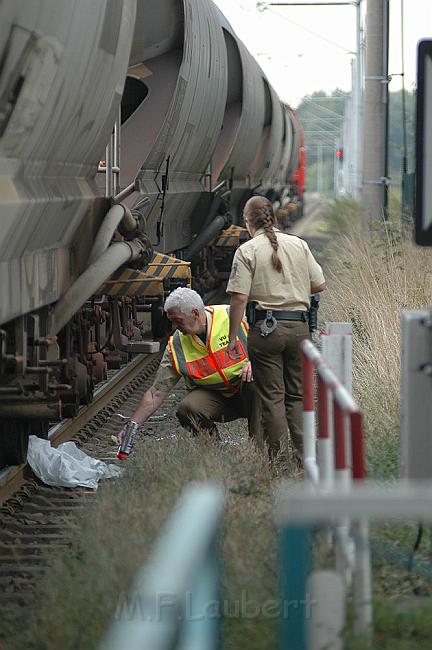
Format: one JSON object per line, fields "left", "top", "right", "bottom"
{"left": 117, "top": 419, "right": 140, "bottom": 460}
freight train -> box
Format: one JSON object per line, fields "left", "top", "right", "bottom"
{"left": 0, "top": 0, "right": 305, "bottom": 466}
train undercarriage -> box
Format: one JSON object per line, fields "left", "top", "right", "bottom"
{"left": 0, "top": 221, "right": 251, "bottom": 466}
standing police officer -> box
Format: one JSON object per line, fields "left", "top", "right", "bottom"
{"left": 227, "top": 196, "right": 325, "bottom": 461}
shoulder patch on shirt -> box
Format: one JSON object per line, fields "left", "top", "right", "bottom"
{"left": 229, "top": 260, "right": 238, "bottom": 280}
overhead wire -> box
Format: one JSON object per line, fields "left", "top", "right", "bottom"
{"left": 265, "top": 6, "right": 353, "bottom": 54}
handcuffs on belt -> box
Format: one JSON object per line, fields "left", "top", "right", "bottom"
{"left": 260, "top": 310, "right": 277, "bottom": 337}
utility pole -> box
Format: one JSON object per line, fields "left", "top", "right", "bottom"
{"left": 361, "top": 0, "right": 389, "bottom": 228}
{"left": 353, "top": 0, "right": 363, "bottom": 199}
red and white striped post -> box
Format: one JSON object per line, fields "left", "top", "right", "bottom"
{"left": 301, "top": 344, "right": 319, "bottom": 485}
{"left": 300, "top": 338, "right": 371, "bottom": 639}
{"left": 351, "top": 411, "right": 366, "bottom": 480}
{"left": 317, "top": 374, "right": 334, "bottom": 489}
{"left": 333, "top": 393, "right": 351, "bottom": 492}
{"left": 300, "top": 339, "right": 366, "bottom": 484}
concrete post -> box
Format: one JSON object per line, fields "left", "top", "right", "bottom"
{"left": 321, "top": 322, "right": 353, "bottom": 394}
{"left": 361, "top": 0, "right": 389, "bottom": 228}
{"left": 400, "top": 310, "right": 432, "bottom": 478}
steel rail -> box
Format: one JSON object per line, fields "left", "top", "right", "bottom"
{"left": 0, "top": 352, "right": 160, "bottom": 505}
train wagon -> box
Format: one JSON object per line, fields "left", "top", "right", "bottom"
{"left": 0, "top": 0, "right": 305, "bottom": 465}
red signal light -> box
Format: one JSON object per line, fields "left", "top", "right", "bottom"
{"left": 336, "top": 148, "right": 343, "bottom": 160}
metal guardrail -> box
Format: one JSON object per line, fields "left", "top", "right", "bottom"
{"left": 301, "top": 338, "right": 365, "bottom": 488}
{"left": 99, "top": 484, "right": 225, "bottom": 650}
{"left": 277, "top": 481, "right": 432, "bottom": 649}
{"left": 285, "top": 334, "right": 371, "bottom": 649}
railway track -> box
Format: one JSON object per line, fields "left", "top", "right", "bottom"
{"left": 0, "top": 197, "right": 329, "bottom": 505}
{"left": 0, "top": 350, "right": 162, "bottom": 612}
{"left": 287, "top": 197, "right": 332, "bottom": 265}
{"left": 0, "top": 352, "right": 161, "bottom": 506}
{"left": 0, "top": 199, "right": 331, "bottom": 620}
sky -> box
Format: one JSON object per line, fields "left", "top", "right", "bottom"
{"left": 213, "top": 0, "right": 432, "bottom": 107}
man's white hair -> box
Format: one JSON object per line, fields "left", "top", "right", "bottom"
{"left": 164, "top": 287, "right": 205, "bottom": 315}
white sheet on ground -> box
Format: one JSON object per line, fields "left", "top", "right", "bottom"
{"left": 27, "top": 435, "right": 123, "bottom": 490}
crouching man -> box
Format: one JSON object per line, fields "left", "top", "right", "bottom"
{"left": 118, "top": 287, "right": 261, "bottom": 443}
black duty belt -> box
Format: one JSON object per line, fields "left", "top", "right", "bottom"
{"left": 255, "top": 309, "right": 308, "bottom": 322}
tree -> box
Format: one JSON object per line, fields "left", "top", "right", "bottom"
{"left": 387, "top": 89, "right": 416, "bottom": 183}
{"left": 294, "top": 88, "right": 416, "bottom": 193}
{"left": 296, "top": 90, "right": 347, "bottom": 193}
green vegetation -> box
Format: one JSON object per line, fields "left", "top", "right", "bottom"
{"left": 320, "top": 197, "right": 432, "bottom": 644}
{"left": 3, "top": 197, "right": 432, "bottom": 649}
{"left": 345, "top": 599, "right": 432, "bottom": 650}
{"left": 296, "top": 88, "right": 416, "bottom": 192}
{"left": 320, "top": 198, "right": 432, "bottom": 479}
{"left": 388, "top": 90, "right": 416, "bottom": 183}
{"left": 296, "top": 89, "right": 347, "bottom": 194}
{"left": 313, "top": 195, "right": 360, "bottom": 237}
{"left": 1, "top": 431, "right": 285, "bottom": 650}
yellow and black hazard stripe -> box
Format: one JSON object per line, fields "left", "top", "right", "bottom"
{"left": 95, "top": 252, "right": 191, "bottom": 298}
{"left": 96, "top": 268, "right": 164, "bottom": 297}
{"left": 142, "top": 252, "right": 191, "bottom": 285}
{"left": 212, "top": 225, "right": 248, "bottom": 248}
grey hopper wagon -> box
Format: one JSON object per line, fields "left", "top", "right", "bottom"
{"left": 121, "top": 0, "right": 303, "bottom": 247}
{"left": 0, "top": 0, "right": 304, "bottom": 466}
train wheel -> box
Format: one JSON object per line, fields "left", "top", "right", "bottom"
{"left": 62, "top": 398, "right": 79, "bottom": 419}
{"left": 151, "top": 303, "right": 170, "bottom": 339}
{"left": 31, "top": 422, "right": 49, "bottom": 439}
{"left": 80, "top": 375, "right": 94, "bottom": 405}
{"left": 92, "top": 352, "right": 107, "bottom": 383}
{"left": 0, "top": 421, "right": 30, "bottom": 466}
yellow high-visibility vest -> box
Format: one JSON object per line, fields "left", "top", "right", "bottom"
{"left": 169, "top": 305, "right": 248, "bottom": 396}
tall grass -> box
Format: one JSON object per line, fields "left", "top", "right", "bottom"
{"left": 3, "top": 198, "right": 431, "bottom": 649}
{"left": 1, "top": 431, "right": 279, "bottom": 650}
{"left": 320, "top": 199, "right": 432, "bottom": 478}
{"left": 314, "top": 196, "right": 361, "bottom": 237}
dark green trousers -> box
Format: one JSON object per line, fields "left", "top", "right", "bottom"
{"left": 248, "top": 320, "right": 310, "bottom": 458}
{"left": 176, "top": 380, "right": 262, "bottom": 444}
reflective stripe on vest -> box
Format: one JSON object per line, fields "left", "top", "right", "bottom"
{"left": 169, "top": 305, "right": 248, "bottom": 395}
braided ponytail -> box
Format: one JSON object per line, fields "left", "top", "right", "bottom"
{"left": 243, "top": 196, "right": 283, "bottom": 273}
{"left": 262, "top": 203, "right": 282, "bottom": 272}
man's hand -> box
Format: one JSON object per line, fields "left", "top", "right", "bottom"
{"left": 227, "top": 338, "right": 242, "bottom": 360}
{"left": 241, "top": 361, "right": 253, "bottom": 382}
{"left": 117, "top": 426, "right": 127, "bottom": 444}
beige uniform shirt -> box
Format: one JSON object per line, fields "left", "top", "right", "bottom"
{"left": 226, "top": 227, "right": 325, "bottom": 311}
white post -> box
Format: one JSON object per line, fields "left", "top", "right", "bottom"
{"left": 303, "top": 409, "right": 319, "bottom": 487}
{"left": 317, "top": 436, "right": 334, "bottom": 490}
{"left": 400, "top": 310, "right": 432, "bottom": 478}
{"left": 321, "top": 323, "right": 353, "bottom": 475}
{"left": 352, "top": 519, "right": 373, "bottom": 638}
{"left": 334, "top": 465, "right": 355, "bottom": 586}
{"left": 320, "top": 322, "right": 353, "bottom": 394}
{"left": 307, "top": 570, "right": 345, "bottom": 650}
